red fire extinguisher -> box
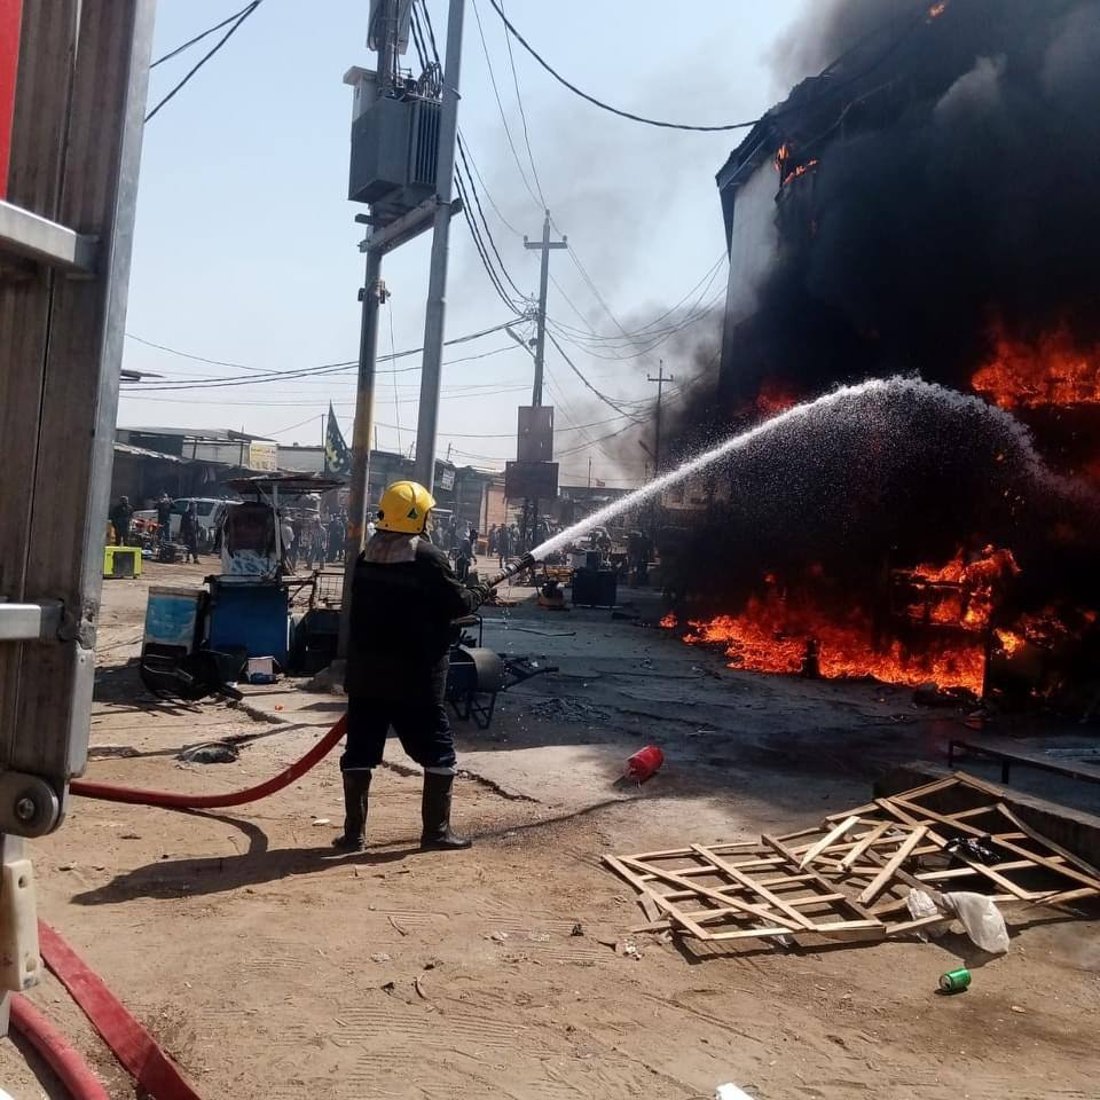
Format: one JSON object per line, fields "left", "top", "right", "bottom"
{"left": 624, "top": 745, "right": 664, "bottom": 783}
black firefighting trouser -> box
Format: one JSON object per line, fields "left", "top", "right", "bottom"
{"left": 341, "top": 660, "right": 455, "bottom": 773}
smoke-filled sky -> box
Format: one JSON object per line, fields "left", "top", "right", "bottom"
{"left": 118, "top": 0, "right": 812, "bottom": 485}
{"left": 722, "top": 0, "right": 1100, "bottom": 405}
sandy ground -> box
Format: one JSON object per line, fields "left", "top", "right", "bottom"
{"left": 1, "top": 560, "right": 1098, "bottom": 1099}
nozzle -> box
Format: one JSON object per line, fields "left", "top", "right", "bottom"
{"left": 485, "top": 551, "right": 536, "bottom": 590}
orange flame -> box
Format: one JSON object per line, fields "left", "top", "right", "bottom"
{"left": 754, "top": 379, "right": 798, "bottom": 417}
{"left": 972, "top": 322, "right": 1100, "bottom": 408}
{"left": 774, "top": 142, "right": 819, "bottom": 187}
{"left": 663, "top": 548, "right": 1019, "bottom": 694}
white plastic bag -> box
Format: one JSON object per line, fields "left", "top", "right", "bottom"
{"left": 715, "top": 1085, "right": 756, "bottom": 1100}
{"left": 943, "top": 891, "right": 1010, "bottom": 954}
{"left": 906, "top": 887, "right": 941, "bottom": 921}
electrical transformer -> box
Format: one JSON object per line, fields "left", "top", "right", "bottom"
{"left": 345, "top": 67, "right": 441, "bottom": 214}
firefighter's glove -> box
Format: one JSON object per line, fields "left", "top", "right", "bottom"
{"left": 470, "top": 582, "right": 494, "bottom": 606}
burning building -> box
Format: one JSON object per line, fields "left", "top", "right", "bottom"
{"left": 664, "top": 0, "right": 1100, "bottom": 705}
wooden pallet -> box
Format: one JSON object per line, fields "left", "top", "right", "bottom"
{"left": 604, "top": 839, "right": 884, "bottom": 944}
{"left": 605, "top": 773, "right": 1100, "bottom": 947}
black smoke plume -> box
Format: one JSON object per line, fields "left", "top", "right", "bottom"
{"left": 723, "top": 0, "right": 1100, "bottom": 405}
{"left": 653, "top": 0, "right": 1100, "bottom": 701}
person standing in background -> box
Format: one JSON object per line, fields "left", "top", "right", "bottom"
{"left": 179, "top": 502, "right": 201, "bottom": 564}
{"left": 109, "top": 496, "right": 133, "bottom": 546}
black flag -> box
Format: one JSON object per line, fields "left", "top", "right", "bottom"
{"left": 324, "top": 403, "right": 351, "bottom": 476}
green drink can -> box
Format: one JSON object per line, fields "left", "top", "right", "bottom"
{"left": 939, "top": 968, "right": 971, "bottom": 993}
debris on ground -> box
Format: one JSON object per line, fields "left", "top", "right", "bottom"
{"left": 604, "top": 772, "right": 1100, "bottom": 950}
{"left": 526, "top": 697, "right": 611, "bottom": 724}
{"left": 176, "top": 741, "right": 240, "bottom": 765}
{"left": 715, "top": 1084, "right": 756, "bottom": 1100}
{"left": 941, "top": 891, "right": 1010, "bottom": 953}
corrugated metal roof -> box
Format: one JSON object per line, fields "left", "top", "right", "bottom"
{"left": 113, "top": 441, "right": 190, "bottom": 463}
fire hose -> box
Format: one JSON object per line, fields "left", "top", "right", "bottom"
{"left": 69, "top": 715, "right": 347, "bottom": 809}
{"left": 27, "top": 560, "right": 537, "bottom": 1096}
{"left": 70, "top": 555, "right": 533, "bottom": 811}
{"left": 9, "top": 993, "right": 111, "bottom": 1100}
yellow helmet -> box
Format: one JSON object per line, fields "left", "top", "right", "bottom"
{"left": 376, "top": 480, "right": 436, "bottom": 534}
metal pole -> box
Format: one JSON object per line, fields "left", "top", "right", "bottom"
{"left": 337, "top": 245, "right": 384, "bottom": 657}
{"left": 337, "top": 0, "right": 398, "bottom": 658}
{"left": 412, "top": 0, "right": 466, "bottom": 491}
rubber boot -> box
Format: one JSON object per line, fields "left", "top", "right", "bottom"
{"left": 420, "top": 772, "right": 471, "bottom": 851}
{"left": 332, "top": 769, "right": 371, "bottom": 851}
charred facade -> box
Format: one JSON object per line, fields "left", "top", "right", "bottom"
{"left": 662, "top": 0, "right": 1100, "bottom": 706}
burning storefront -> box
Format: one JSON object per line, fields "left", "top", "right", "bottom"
{"left": 663, "top": 0, "right": 1100, "bottom": 707}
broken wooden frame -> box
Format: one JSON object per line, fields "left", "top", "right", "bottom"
{"left": 604, "top": 773, "right": 1100, "bottom": 947}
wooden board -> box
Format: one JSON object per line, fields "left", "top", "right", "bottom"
{"left": 857, "top": 826, "right": 928, "bottom": 905}
{"left": 798, "top": 816, "right": 861, "bottom": 869}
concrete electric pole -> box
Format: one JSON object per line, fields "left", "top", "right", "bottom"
{"left": 338, "top": 1, "right": 400, "bottom": 659}
{"left": 517, "top": 211, "right": 566, "bottom": 548}
{"left": 524, "top": 211, "right": 567, "bottom": 407}
{"left": 647, "top": 361, "right": 674, "bottom": 475}
{"left": 412, "top": 0, "right": 467, "bottom": 491}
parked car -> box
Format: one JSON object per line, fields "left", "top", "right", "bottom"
{"left": 134, "top": 498, "right": 238, "bottom": 552}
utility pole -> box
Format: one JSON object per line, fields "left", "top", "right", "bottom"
{"left": 412, "top": 0, "right": 466, "bottom": 491}
{"left": 519, "top": 212, "right": 566, "bottom": 550}
{"left": 524, "top": 211, "right": 567, "bottom": 407}
{"left": 647, "top": 360, "right": 674, "bottom": 475}
{"left": 338, "top": 1, "right": 398, "bottom": 659}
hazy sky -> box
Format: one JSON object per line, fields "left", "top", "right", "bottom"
{"left": 119, "top": 0, "right": 810, "bottom": 484}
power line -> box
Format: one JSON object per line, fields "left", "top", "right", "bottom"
{"left": 456, "top": 134, "right": 529, "bottom": 302}
{"left": 124, "top": 333, "right": 280, "bottom": 373}
{"left": 469, "top": 0, "right": 542, "bottom": 210}
{"left": 410, "top": 0, "right": 527, "bottom": 314}
{"left": 462, "top": 135, "right": 524, "bottom": 237}
{"left": 150, "top": 3, "right": 257, "bottom": 68}
{"left": 122, "top": 321, "right": 520, "bottom": 390}
{"left": 484, "top": 0, "right": 759, "bottom": 133}
{"left": 546, "top": 282, "right": 726, "bottom": 362}
{"left": 486, "top": 0, "right": 938, "bottom": 134}
{"left": 545, "top": 329, "right": 644, "bottom": 422}
{"left": 269, "top": 412, "right": 324, "bottom": 437}
{"left": 145, "top": 0, "right": 265, "bottom": 123}
{"left": 452, "top": 167, "right": 525, "bottom": 314}
{"left": 125, "top": 380, "right": 533, "bottom": 410}
{"left": 498, "top": 0, "right": 547, "bottom": 208}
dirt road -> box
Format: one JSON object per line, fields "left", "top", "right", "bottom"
{"left": 1, "top": 561, "right": 1097, "bottom": 1098}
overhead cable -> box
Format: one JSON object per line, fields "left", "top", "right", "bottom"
{"left": 150, "top": 2, "right": 258, "bottom": 68}
{"left": 145, "top": 0, "right": 265, "bottom": 122}
{"left": 469, "top": 0, "right": 543, "bottom": 210}
{"left": 545, "top": 329, "right": 645, "bottom": 422}
{"left": 486, "top": 0, "right": 938, "bottom": 134}
{"left": 121, "top": 321, "right": 520, "bottom": 390}
{"left": 498, "top": 0, "right": 547, "bottom": 208}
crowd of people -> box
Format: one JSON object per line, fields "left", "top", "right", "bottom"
{"left": 107, "top": 493, "right": 655, "bottom": 583}
{"left": 279, "top": 511, "right": 348, "bottom": 571}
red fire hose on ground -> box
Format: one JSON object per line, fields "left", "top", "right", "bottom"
{"left": 15, "top": 546, "right": 532, "bottom": 1094}
{"left": 10, "top": 993, "right": 111, "bottom": 1100}
{"left": 69, "top": 715, "right": 347, "bottom": 809}
{"left": 15, "top": 714, "right": 349, "bottom": 1098}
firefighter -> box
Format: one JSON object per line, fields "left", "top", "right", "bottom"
{"left": 335, "top": 480, "right": 490, "bottom": 852}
